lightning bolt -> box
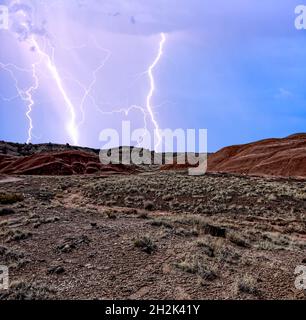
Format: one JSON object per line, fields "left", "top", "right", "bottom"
{"left": 73, "top": 74, "right": 149, "bottom": 146}
{"left": 0, "top": 61, "right": 40, "bottom": 143}
{"left": 64, "top": 38, "right": 149, "bottom": 146}
{"left": 0, "top": 40, "right": 79, "bottom": 145}
{"left": 1, "top": 0, "right": 79, "bottom": 145}
{"left": 146, "top": 32, "right": 166, "bottom": 150}
{"left": 87, "top": 32, "right": 167, "bottom": 149}
{"left": 1, "top": 0, "right": 167, "bottom": 149}
{"left": 77, "top": 37, "right": 112, "bottom": 130}
{"left": 31, "top": 38, "right": 79, "bottom": 145}
{"left": 0, "top": 1, "right": 40, "bottom": 144}
{"left": 25, "top": 61, "right": 39, "bottom": 143}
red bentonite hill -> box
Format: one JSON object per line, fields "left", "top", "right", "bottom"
{"left": 207, "top": 133, "right": 306, "bottom": 178}
{"left": 1, "top": 134, "right": 306, "bottom": 178}
{"left": 0, "top": 150, "right": 133, "bottom": 175}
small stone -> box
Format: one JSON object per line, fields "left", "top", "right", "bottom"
{"left": 47, "top": 265, "right": 65, "bottom": 275}
{"left": 34, "top": 222, "right": 41, "bottom": 228}
{"left": 62, "top": 244, "right": 71, "bottom": 252}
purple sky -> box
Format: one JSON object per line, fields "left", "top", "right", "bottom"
{"left": 0, "top": 0, "right": 305, "bottom": 151}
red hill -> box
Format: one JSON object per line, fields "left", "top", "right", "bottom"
{"left": 0, "top": 150, "right": 133, "bottom": 175}
{"left": 208, "top": 134, "right": 306, "bottom": 178}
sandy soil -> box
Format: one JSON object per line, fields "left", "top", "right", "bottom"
{"left": 0, "top": 171, "right": 306, "bottom": 300}
{"left": 0, "top": 177, "right": 23, "bottom": 184}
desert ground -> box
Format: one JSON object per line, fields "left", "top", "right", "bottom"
{"left": 1, "top": 169, "right": 306, "bottom": 300}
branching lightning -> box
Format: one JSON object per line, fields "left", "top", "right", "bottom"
{"left": 0, "top": 0, "right": 79, "bottom": 145}
{"left": 70, "top": 33, "right": 167, "bottom": 149}
{"left": 77, "top": 38, "right": 112, "bottom": 130}
{"left": 31, "top": 38, "right": 79, "bottom": 145}
{"left": 0, "top": 61, "right": 40, "bottom": 143}
{"left": 88, "top": 33, "right": 166, "bottom": 149}
{"left": 0, "top": 38, "right": 80, "bottom": 145}
{"left": 146, "top": 33, "right": 167, "bottom": 150}
{"left": 25, "top": 61, "right": 39, "bottom": 143}
{"left": 0, "top": 0, "right": 167, "bottom": 149}
{"left": 146, "top": 32, "right": 166, "bottom": 149}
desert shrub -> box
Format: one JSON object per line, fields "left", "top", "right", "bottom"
{"left": 0, "top": 245, "right": 25, "bottom": 265}
{"left": 218, "top": 247, "right": 241, "bottom": 265}
{"left": 0, "top": 208, "right": 15, "bottom": 216}
{"left": 134, "top": 235, "right": 157, "bottom": 254}
{"left": 150, "top": 219, "right": 174, "bottom": 229}
{"left": 196, "top": 240, "right": 215, "bottom": 257}
{"left": 0, "top": 193, "right": 24, "bottom": 205}
{"left": 175, "top": 259, "right": 197, "bottom": 274}
{"left": 256, "top": 232, "right": 293, "bottom": 251}
{"left": 137, "top": 211, "right": 149, "bottom": 219}
{"left": 162, "top": 195, "right": 174, "bottom": 202}
{"left": 175, "top": 255, "right": 217, "bottom": 281}
{"left": 237, "top": 275, "right": 259, "bottom": 296}
{"left": 175, "top": 227, "right": 199, "bottom": 237}
{"left": 125, "top": 208, "right": 138, "bottom": 215}
{"left": 106, "top": 210, "right": 117, "bottom": 220}
{"left": 256, "top": 241, "right": 277, "bottom": 251}
{"left": 3, "top": 229, "right": 32, "bottom": 242}
{"left": 227, "top": 231, "right": 250, "bottom": 248}
{"left": 202, "top": 224, "right": 226, "bottom": 238}
{"left": 0, "top": 281, "right": 55, "bottom": 300}
{"left": 144, "top": 201, "right": 155, "bottom": 211}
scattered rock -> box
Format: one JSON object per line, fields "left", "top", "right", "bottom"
{"left": 47, "top": 265, "right": 65, "bottom": 275}
{"left": 57, "top": 235, "right": 90, "bottom": 253}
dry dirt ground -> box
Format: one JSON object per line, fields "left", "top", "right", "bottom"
{"left": 0, "top": 171, "right": 306, "bottom": 300}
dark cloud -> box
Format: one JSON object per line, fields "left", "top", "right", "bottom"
{"left": 56, "top": 0, "right": 298, "bottom": 40}
{"left": 7, "top": 0, "right": 47, "bottom": 41}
